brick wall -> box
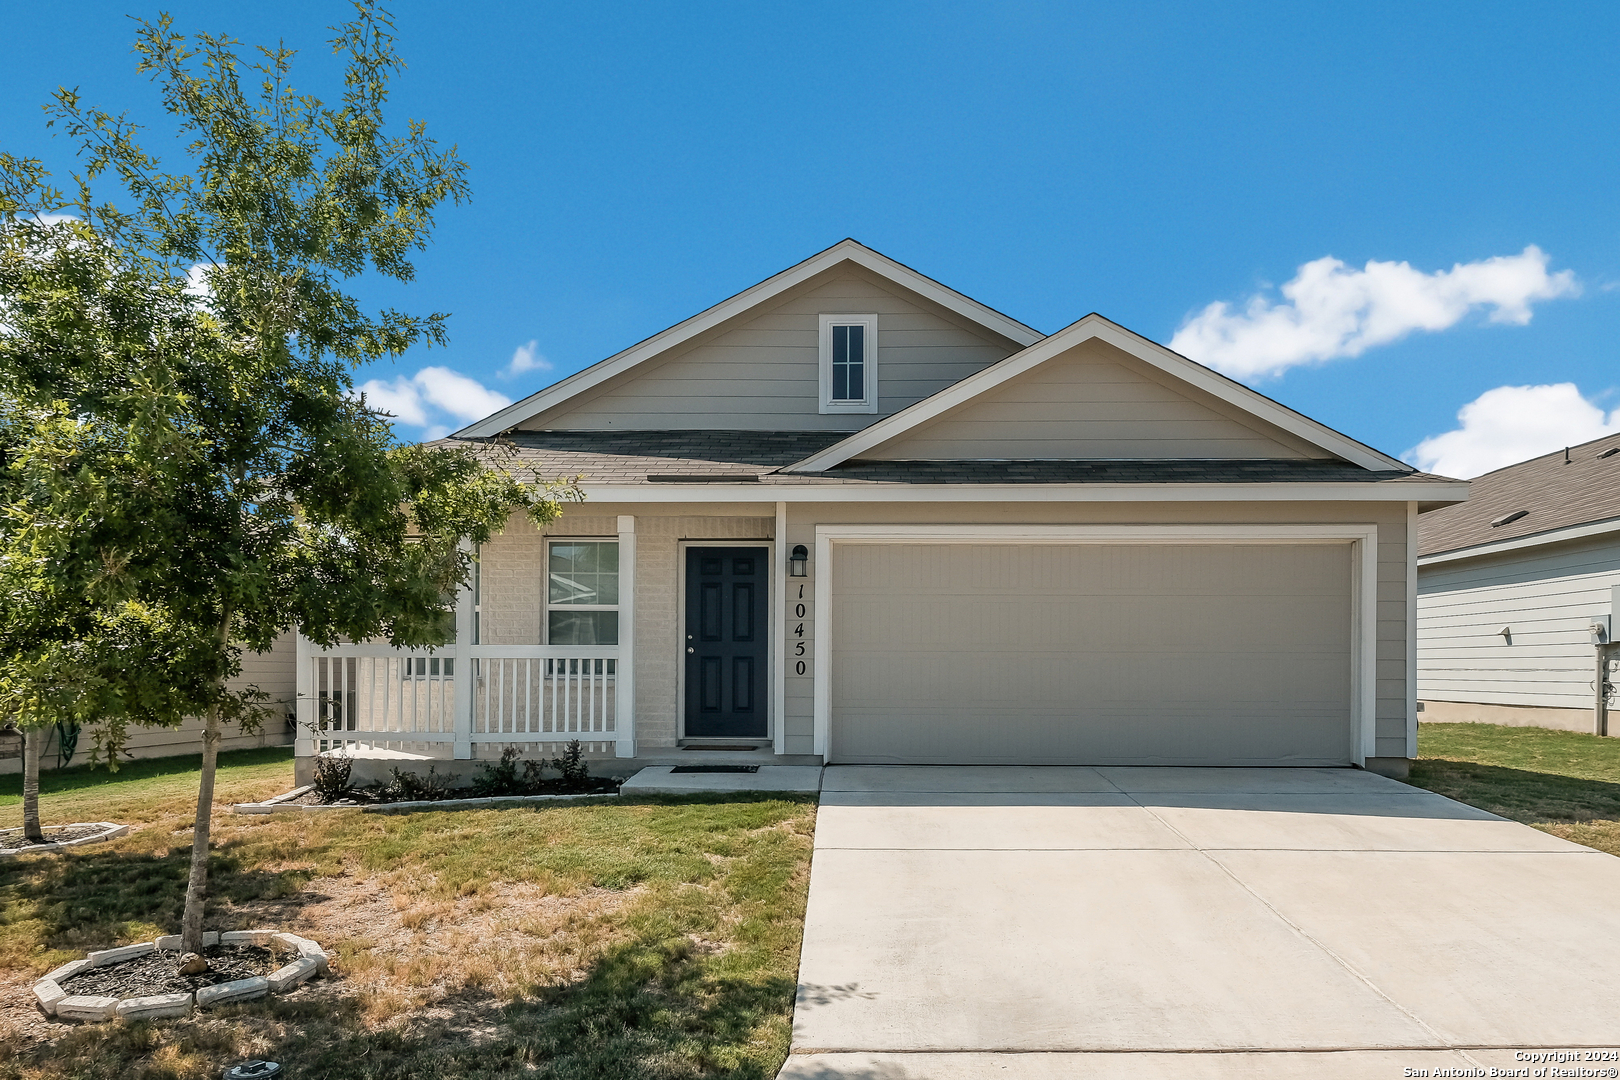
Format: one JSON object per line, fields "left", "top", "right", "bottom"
{"left": 477, "top": 510, "right": 774, "bottom": 750}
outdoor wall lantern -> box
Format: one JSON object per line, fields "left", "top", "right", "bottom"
{"left": 789, "top": 544, "right": 809, "bottom": 577}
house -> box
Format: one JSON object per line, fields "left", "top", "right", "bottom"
{"left": 295, "top": 240, "right": 1466, "bottom": 783}
{"left": 1417, "top": 433, "right": 1620, "bottom": 735}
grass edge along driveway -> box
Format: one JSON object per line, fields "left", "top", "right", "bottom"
{"left": 1406, "top": 721, "right": 1620, "bottom": 857}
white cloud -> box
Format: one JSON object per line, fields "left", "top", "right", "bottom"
{"left": 1406, "top": 383, "right": 1620, "bottom": 478}
{"left": 353, "top": 366, "right": 511, "bottom": 436}
{"left": 183, "top": 262, "right": 214, "bottom": 301}
{"left": 1170, "top": 246, "right": 1579, "bottom": 380}
{"left": 502, "top": 339, "right": 550, "bottom": 378}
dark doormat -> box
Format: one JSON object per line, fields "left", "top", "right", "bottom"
{"left": 669, "top": 764, "right": 761, "bottom": 774}
{"left": 681, "top": 744, "right": 760, "bottom": 752}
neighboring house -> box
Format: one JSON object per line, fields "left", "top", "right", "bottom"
{"left": 0, "top": 632, "right": 297, "bottom": 775}
{"left": 297, "top": 239, "right": 1466, "bottom": 783}
{"left": 1417, "top": 433, "right": 1620, "bottom": 735}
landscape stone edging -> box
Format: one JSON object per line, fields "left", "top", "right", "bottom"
{"left": 232, "top": 790, "right": 620, "bottom": 814}
{"left": 32, "top": 930, "right": 331, "bottom": 1021}
{"left": 0, "top": 822, "right": 129, "bottom": 857}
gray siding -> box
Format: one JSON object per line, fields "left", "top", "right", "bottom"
{"left": 1417, "top": 534, "right": 1620, "bottom": 709}
{"left": 517, "top": 269, "right": 1018, "bottom": 432}
{"left": 862, "top": 339, "right": 1321, "bottom": 461}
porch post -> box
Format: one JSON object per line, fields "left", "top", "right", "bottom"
{"left": 293, "top": 631, "right": 314, "bottom": 757}
{"left": 453, "top": 540, "right": 475, "bottom": 760}
{"left": 616, "top": 515, "right": 636, "bottom": 758}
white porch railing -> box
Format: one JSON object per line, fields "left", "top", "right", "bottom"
{"left": 295, "top": 642, "right": 624, "bottom": 758}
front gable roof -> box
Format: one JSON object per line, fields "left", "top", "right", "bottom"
{"left": 784, "top": 314, "right": 1410, "bottom": 474}
{"left": 456, "top": 239, "right": 1043, "bottom": 438}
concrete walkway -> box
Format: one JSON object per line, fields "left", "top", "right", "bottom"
{"left": 782, "top": 766, "right": 1620, "bottom": 1078}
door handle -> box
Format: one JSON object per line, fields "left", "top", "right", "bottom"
{"left": 687, "top": 647, "right": 694, "bottom": 653}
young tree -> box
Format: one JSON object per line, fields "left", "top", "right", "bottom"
{"left": 0, "top": 3, "right": 571, "bottom": 952}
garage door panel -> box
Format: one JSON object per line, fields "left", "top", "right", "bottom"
{"left": 830, "top": 543, "right": 1352, "bottom": 766}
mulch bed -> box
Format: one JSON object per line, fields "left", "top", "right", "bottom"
{"left": 0, "top": 826, "right": 106, "bottom": 852}
{"left": 289, "top": 777, "right": 622, "bottom": 806}
{"left": 60, "top": 944, "right": 285, "bottom": 998}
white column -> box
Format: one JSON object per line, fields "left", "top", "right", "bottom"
{"left": 615, "top": 515, "right": 637, "bottom": 758}
{"left": 452, "top": 540, "right": 475, "bottom": 760}
{"left": 772, "top": 500, "right": 787, "bottom": 756}
{"left": 294, "top": 630, "right": 314, "bottom": 757}
{"left": 1406, "top": 501, "right": 1419, "bottom": 759}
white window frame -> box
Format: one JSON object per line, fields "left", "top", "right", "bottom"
{"left": 544, "top": 537, "right": 622, "bottom": 646}
{"left": 818, "top": 313, "right": 879, "bottom": 414}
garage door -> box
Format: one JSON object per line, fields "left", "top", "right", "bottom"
{"left": 829, "top": 543, "right": 1353, "bottom": 766}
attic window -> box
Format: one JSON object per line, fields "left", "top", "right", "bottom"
{"left": 1490, "top": 510, "right": 1529, "bottom": 528}
{"left": 819, "top": 314, "right": 878, "bottom": 414}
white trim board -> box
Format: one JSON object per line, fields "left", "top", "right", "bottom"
{"left": 454, "top": 240, "right": 1042, "bottom": 438}
{"left": 572, "top": 480, "right": 1468, "bottom": 504}
{"left": 785, "top": 314, "right": 1409, "bottom": 474}
{"left": 810, "top": 523, "right": 1380, "bottom": 767}
{"left": 1417, "top": 516, "right": 1620, "bottom": 567}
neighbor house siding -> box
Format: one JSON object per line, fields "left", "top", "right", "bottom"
{"left": 516, "top": 269, "right": 1019, "bottom": 432}
{"left": 0, "top": 631, "right": 297, "bottom": 774}
{"left": 860, "top": 339, "right": 1323, "bottom": 461}
{"left": 783, "top": 499, "right": 1414, "bottom": 761}
{"left": 1417, "top": 534, "right": 1620, "bottom": 711}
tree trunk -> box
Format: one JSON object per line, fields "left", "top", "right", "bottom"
{"left": 22, "top": 729, "right": 43, "bottom": 843}
{"left": 181, "top": 607, "right": 233, "bottom": 954}
{"left": 180, "top": 703, "right": 221, "bottom": 953}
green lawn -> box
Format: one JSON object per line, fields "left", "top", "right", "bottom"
{"left": 0, "top": 748, "right": 815, "bottom": 1079}
{"left": 1407, "top": 721, "right": 1620, "bottom": 856}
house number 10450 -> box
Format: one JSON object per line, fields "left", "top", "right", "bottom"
{"left": 792, "top": 583, "right": 807, "bottom": 675}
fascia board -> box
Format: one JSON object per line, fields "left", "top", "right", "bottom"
{"left": 455, "top": 240, "right": 1043, "bottom": 438}
{"left": 1417, "top": 515, "right": 1620, "bottom": 567}
{"left": 784, "top": 314, "right": 1409, "bottom": 474}
{"left": 570, "top": 479, "right": 1472, "bottom": 504}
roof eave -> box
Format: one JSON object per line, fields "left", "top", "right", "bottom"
{"left": 1418, "top": 514, "right": 1620, "bottom": 566}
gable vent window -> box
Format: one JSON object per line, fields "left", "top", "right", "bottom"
{"left": 819, "top": 313, "right": 879, "bottom": 414}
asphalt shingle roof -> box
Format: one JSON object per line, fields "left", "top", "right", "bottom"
{"left": 1417, "top": 431, "right": 1620, "bottom": 558}
{"left": 430, "top": 430, "right": 1440, "bottom": 489}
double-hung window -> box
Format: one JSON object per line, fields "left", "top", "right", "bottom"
{"left": 819, "top": 313, "right": 878, "bottom": 413}
{"left": 546, "top": 540, "right": 619, "bottom": 645}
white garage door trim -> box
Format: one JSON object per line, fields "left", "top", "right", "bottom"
{"left": 812, "top": 524, "right": 1380, "bottom": 766}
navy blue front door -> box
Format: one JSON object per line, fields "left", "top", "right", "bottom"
{"left": 684, "top": 547, "right": 768, "bottom": 738}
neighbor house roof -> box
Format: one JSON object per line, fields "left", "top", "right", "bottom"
{"left": 1418, "top": 431, "right": 1620, "bottom": 560}
{"left": 454, "top": 239, "right": 1044, "bottom": 439}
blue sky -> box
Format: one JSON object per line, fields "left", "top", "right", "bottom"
{"left": 6, "top": 1, "right": 1619, "bottom": 476}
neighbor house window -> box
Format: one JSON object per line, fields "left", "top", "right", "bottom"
{"left": 546, "top": 540, "right": 619, "bottom": 645}
{"left": 819, "top": 313, "right": 879, "bottom": 413}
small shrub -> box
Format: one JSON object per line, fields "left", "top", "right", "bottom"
{"left": 311, "top": 753, "right": 353, "bottom": 802}
{"left": 549, "top": 740, "right": 591, "bottom": 791}
{"left": 470, "top": 748, "right": 525, "bottom": 797}
{"left": 371, "top": 765, "right": 455, "bottom": 802}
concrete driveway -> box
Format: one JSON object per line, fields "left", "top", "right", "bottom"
{"left": 782, "top": 766, "right": 1620, "bottom": 1079}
